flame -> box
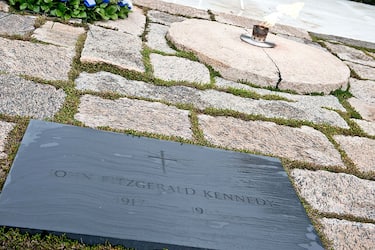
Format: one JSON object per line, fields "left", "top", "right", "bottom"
{"left": 262, "top": 2, "right": 305, "bottom": 28}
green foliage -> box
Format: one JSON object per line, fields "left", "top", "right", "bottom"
{"left": 7, "top": 0, "right": 131, "bottom": 22}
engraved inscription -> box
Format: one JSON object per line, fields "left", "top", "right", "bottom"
{"left": 148, "top": 150, "right": 178, "bottom": 174}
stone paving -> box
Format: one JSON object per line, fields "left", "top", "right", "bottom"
{"left": 0, "top": 1, "right": 374, "bottom": 249}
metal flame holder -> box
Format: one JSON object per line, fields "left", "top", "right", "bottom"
{"left": 240, "top": 34, "right": 276, "bottom": 48}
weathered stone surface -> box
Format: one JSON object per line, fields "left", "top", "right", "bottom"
{"left": 0, "top": 1, "right": 9, "bottom": 12}
{"left": 349, "top": 98, "right": 375, "bottom": 122}
{"left": 291, "top": 169, "right": 375, "bottom": 220}
{"left": 75, "top": 95, "right": 192, "bottom": 139}
{"left": 168, "top": 19, "right": 350, "bottom": 94}
{"left": 81, "top": 25, "right": 144, "bottom": 72}
{"left": 0, "top": 13, "right": 35, "bottom": 36}
{"left": 95, "top": 7, "right": 146, "bottom": 37}
{"left": 325, "top": 42, "right": 375, "bottom": 68}
{"left": 0, "top": 74, "right": 66, "bottom": 119}
{"left": 351, "top": 119, "right": 375, "bottom": 136}
{"left": 213, "top": 11, "right": 311, "bottom": 40}
{"left": 346, "top": 61, "right": 375, "bottom": 80}
{"left": 334, "top": 135, "right": 375, "bottom": 173}
{"left": 133, "top": 0, "right": 209, "bottom": 19}
{"left": 75, "top": 72, "right": 349, "bottom": 128}
{"left": 147, "top": 10, "right": 186, "bottom": 26}
{"left": 76, "top": 72, "right": 348, "bottom": 128}
{"left": 0, "top": 37, "right": 74, "bottom": 81}
{"left": 150, "top": 53, "right": 210, "bottom": 84}
{"left": 0, "top": 121, "right": 14, "bottom": 159}
{"left": 198, "top": 115, "right": 344, "bottom": 167}
{"left": 350, "top": 78, "right": 375, "bottom": 104}
{"left": 320, "top": 218, "right": 375, "bottom": 250}
{"left": 32, "top": 21, "right": 85, "bottom": 48}
{"left": 348, "top": 79, "right": 375, "bottom": 122}
{"left": 215, "top": 77, "right": 346, "bottom": 112}
{"left": 146, "top": 23, "right": 176, "bottom": 53}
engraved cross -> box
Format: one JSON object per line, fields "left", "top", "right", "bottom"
{"left": 148, "top": 150, "right": 178, "bottom": 174}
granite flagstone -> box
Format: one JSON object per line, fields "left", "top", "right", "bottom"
{"left": 0, "top": 37, "right": 74, "bottom": 81}
{"left": 345, "top": 61, "right": 375, "bottom": 80}
{"left": 348, "top": 78, "right": 375, "bottom": 122}
{"left": 80, "top": 25, "right": 144, "bottom": 72}
{"left": 0, "top": 121, "right": 15, "bottom": 159}
{"left": 0, "top": 74, "right": 66, "bottom": 119}
{"left": 197, "top": 115, "right": 344, "bottom": 167}
{"left": 75, "top": 94, "right": 192, "bottom": 139}
{"left": 320, "top": 218, "right": 375, "bottom": 250}
{"left": 0, "top": 13, "right": 35, "bottom": 36}
{"left": 146, "top": 23, "right": 176, "bottom": 53}
{"left": 351, "top": 119, "right": 375, "bottom": 136}
{"left": 147, "top": 10, "right": 186, "bottom": 26}
{"left": 291, "top": 169, "right": 375, "bottom": 220}
{"left": 0, "top": 1, "right": 9, "bottom": 12}
{"left": 75, "top": 71, "right": 349, "bottom": 128}
{"left": 32, "top": 21, "right": 86, "bottom": 48}
{"left": 334, "top": 135, "right": 375, "bottom": 174}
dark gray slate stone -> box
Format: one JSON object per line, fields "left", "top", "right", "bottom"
{"left": 0, "top": 120, "right": 323, "bottom": 250}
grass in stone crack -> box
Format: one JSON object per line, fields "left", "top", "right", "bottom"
{"left": 221, "top": 87, "right": 294, "bottom": 102}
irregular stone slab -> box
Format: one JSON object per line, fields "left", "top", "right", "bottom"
{"left": 198, "top": 115, "right": 344, "bottom": 167}
{"left": 350, "top": 78, "right": 375, "bottom": 104}
{"left": 133, "top": 0, "right": 209, "bottom": 19}
{"left": 0, "top": 37, "right": 74, "bottom": 81}
{"left": 81, "top": 25, "right": 144, "bottom": 72}
{"left": 0, "top": 121, "right": 15, "bottom": 159}
{"left": 320, "top": 218, "right": 375, "bottom": 250}
{"left": 213, "top": 11, "right": 311, "bottom": 41}
{"left": 351, "top": 119, "right": 375, "bottom": 136}
{"left": 150, "top": 53, "right": 210, "bottom": 84}
{"left": 334, "top": 135, "right": 375, "bottom": 173}
{"left": 0, "top": 13, "right": 35, "bottom": 36}
{"left": 32, "top": 21, "right": 85, "bottom": 48}
{"left": 348, "top": 98, "right": 375, "bottom": 122}
{"left": 215, "top": 77, "right": 346, "bottom": 112}
{"left": 95, "top": 7, "right": 146, "bottom": 37}
{"left": 0, "top": 1, "right": 9, "bottom": 12}
{"left": 168, "top": 19, "right": 350, "bottom": 94}
{"left": 75, "top": 72, "right": 349, "bottom": 128}
{"left": 325, "top": 42, "right": 375, "bottom": 68}
{"left": 0, "top": 74, "right": 66, "bottom": 119}
{"left": 346, "top": 61, "right": 375, "bottom": 80}
{"left": 147, "top": 10, "right": 186, "bottom": 26}
{"left": 146, "top": 23, "right": 176, "bottom": 53}
{"left": 75, "top": 95, "right": 192, "bottom": 139}
{"left": 291, "top": 169, "right": 375, "bottom": 220}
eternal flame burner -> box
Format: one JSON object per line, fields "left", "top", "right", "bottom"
{"left": 240, "top": 24, "right": 276, "bottom": 48}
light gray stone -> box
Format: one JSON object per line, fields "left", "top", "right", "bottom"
{"left": 198, "top": 115, "right": 344, "bottom": 167}
{"left": 350, "top": 78, "right": 375, "bottom": 104}
{"left": 348, "top": 98, "right": 375, "bottom": 122}
{"left": 150, "top": 53, "right": 210, "bottom": 84}
{"left": 320, "top": 218, "right": 375, "bottom": 250}
{"left": 0, "top": 1, "right": 9, "bottom": 12}
{"left": 75, "top": 94, "right": 192, "bottom": 139}
{"left": 133, "top": 0, "right": 209, "bottom": 19}
{"left": 0, "top": 74, "right": 66, "bottom": 119}
{"left": 168, "top": 19, "right": 350, "bottom": 94}
{"left": 334, "top": 135, "right": 375, "bottom": 173}
{"left": 346, "top": 61, "right": 375, "bottom": 80}
{"left": 0, "top": 121, "right": 15, "bottom": 159}
{"left": 351, "top": 119, "right": 375, "bottom": 136}
{"left": 147, "top": 10, "right": 186, "bottom": 26}
{"left": 213, "top": 11, "right": 311, "bottom": 40}
{"left": 0, "top": 13, "right": 35, "bottom": 36}
{"left": 81, "top": 25, "right": 144, "bottom": 72}
{"left": 0, "top": 37, "right": 74, "bottom": 81}
{"left": 95, "top": 7, "right": 146, "bottom": 37}
{"left": 291, "top": 169, "right": 375, "bottom": 220}
{"left": 75, "top": 72, "right": 349, "bottom": 128}
{"left": 325, "top": 42, "right": 375, "bottom": 68}
{"left": 146, "top": 23, "right": 176, "bottom": 53}
{"left": 215, "top": 77, "right": 346, "bottom": 112}
{"left": 32, "top": 21, "right": 86, "bottom": 48}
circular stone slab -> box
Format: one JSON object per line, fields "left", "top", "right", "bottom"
{"left": 168, "top": 19, "right": 350, "bottom": 94}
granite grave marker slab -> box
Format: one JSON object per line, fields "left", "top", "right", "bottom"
{"left": 0, "top": 120, "right": 323, "bottom": 249}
